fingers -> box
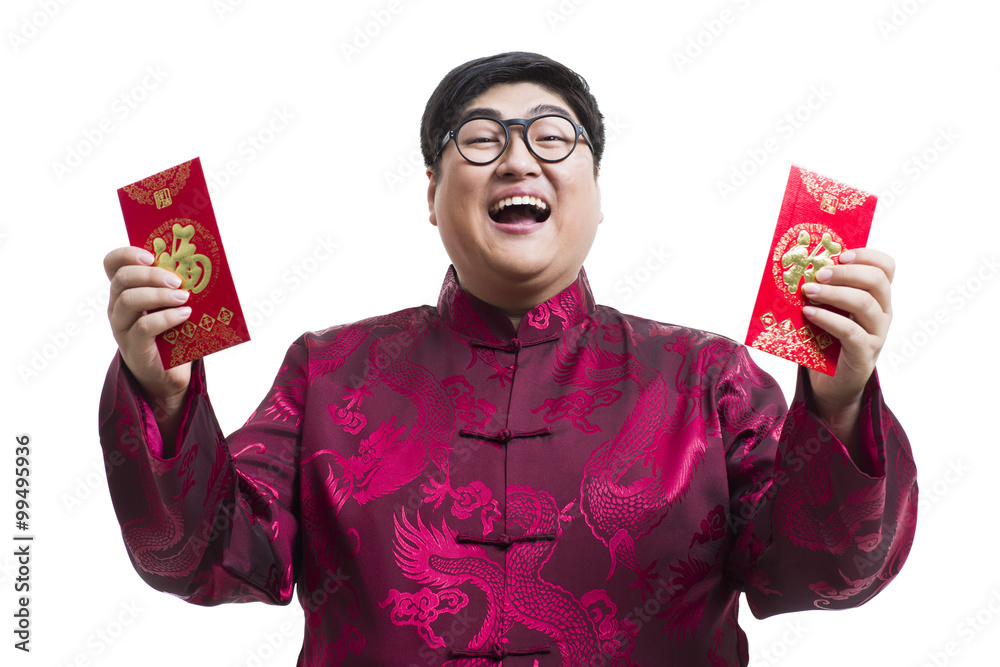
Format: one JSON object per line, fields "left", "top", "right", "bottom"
{"left": 109, "top": 286, "right": 191, "bottom": 336}
{"left": 801, "top": 302, "right": 870, "bottom": 351}
{"left": 799, "top": 247, "right": 896, "bottom": 375}
{"left": 109, "top": 264, "right": 184, "bottom": 312}
{"left": 104, "top": 246, "right": 154, "bottom": 280}
{"left": 845, "top": 248, "right": 896, "bottom": 283}
{"left": 822, "top": 249, "right": 893, "bottom": 313}
{"left": 128, "top": 304, "right": 193, "bottom": 340}
{"left": 801, "top": 276, "right": 889, "bottom": 338}
{"left": 106, "top": 245, "right": 191, "bottom": 344}
{"left": 800, "top": 248, "right": 894, "bottom": 333}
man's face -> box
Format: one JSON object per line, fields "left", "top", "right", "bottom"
{"left": 427, "top": 82, "right": 602, "bottom": 307}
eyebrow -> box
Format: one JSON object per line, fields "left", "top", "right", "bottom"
{"left": 458, "top": 103, "right": 576, "bottom": 124}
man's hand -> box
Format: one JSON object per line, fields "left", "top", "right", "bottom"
{"left": 104, "top": 246, "right": 194, "bottom": 445}
{"left": 801, "top": 248, "right": 894, "bottom": 454}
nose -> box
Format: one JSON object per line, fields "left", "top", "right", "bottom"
{"left": 494, "top": 124, "right": 539, "bottom": 176}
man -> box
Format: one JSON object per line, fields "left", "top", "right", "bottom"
{"left": 100, "top": 52, "right": 916, "bottom": 666}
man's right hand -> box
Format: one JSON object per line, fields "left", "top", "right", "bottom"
{"left": 104, "top": 246, "right": 193, "bottom": 444}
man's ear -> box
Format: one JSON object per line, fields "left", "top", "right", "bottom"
{"left": 596, "top": 169, "right": 604, "bottom": 225}
{"left": 426, "top": 167, "right": 437, "bottom": 227}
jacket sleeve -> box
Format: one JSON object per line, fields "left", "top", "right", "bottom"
{"left": 720, "top": 346, "right": 918, "bottom": 618}
{"left": 97, "top": 339, "right": 308, "bottom": 606}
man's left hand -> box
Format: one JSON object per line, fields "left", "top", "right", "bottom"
{"left": 800, "top": 248, "right": 895, "bottom": 448}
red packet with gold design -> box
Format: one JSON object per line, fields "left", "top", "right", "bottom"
{"left": 117, "top": 157, "right": 249, "bottom": 369}
{"left": 745, "top": 164, "right": 876, "bottom": 376}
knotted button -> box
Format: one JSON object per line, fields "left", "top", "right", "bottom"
{"left": 497, "top": 429, "right": 512, "bottom": 444}
{"left": 507, "top": 338, "right": 521, "bottom": 353}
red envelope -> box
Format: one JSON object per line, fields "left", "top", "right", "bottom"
{"left": 745, "top": 164, "right": 877, "bottom": 376}
{"left": 117, "top": 157, "right": 249, "bottom": 369}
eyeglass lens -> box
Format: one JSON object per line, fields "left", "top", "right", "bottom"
{"left": 455, "top": 116, "right": 577, "bottom": 164}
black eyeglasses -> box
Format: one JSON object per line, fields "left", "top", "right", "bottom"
{"left": 436, "top": 114, "right": 593, "bottom": 165}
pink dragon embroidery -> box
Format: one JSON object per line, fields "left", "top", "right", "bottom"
{"left": 384, "top": 486, "right": 631, "bottom": 666}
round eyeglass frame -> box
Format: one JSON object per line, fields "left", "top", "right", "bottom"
{"left": 436, "top": 114, "right": 593, "bottom": 165}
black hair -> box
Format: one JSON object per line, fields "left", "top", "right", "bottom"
{"left": 421, "top": 52, "right": 605, "bottom": 175}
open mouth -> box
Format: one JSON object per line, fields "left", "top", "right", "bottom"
{"left": 488, "top": 195, "right": 551, "bottom": 224}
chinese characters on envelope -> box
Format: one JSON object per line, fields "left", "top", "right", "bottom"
{"left": 745, "top": 165, "right": 877, "bottom": 376}
{"left": 117, "top": 157, "right": 249, "bottom": 369}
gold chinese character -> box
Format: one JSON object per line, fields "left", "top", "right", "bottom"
{"left": 781, "top": 230, "right": 842, "bottom": 294}
{"left": 153, "top": 223, "right": 213, "bottom": 294}
{"left": 153, "top": 188, "right": 172, "bottom": 209}
{"left": 820, "top": 192, "right": 838, "bottom": 215}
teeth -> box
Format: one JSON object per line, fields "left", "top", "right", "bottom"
{"left": 489, "top": 196, "right": 549, "bottom": 214}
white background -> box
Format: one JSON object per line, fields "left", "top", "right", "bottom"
{"left": 1, "top": 1, "right": 997, "bottom": 665}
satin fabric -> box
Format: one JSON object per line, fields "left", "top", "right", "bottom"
{"left": 98, "top": 265, "right": 917, "bottom": 666}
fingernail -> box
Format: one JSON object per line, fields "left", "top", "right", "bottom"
{"left": 138, "top": 250, "right": 155, "bottom": 265}
{"left": 802, "top": 282, "right": 821, "bottom": 296}
{"left": 164, "top": 273, "right": 182, "bottom": 288}
{"left": 172, "top": 290, "right": 189, "bottom": 302}
{"left": 815, "top": 268, "right": 832, "bottom": 283}
{"left": 176, "top": 307, "right": 192, "bottom": 318}
{"left": 802, "top": 306, "right": 816, "bottom": 317}
{"left": 840, "top": 251, "right": 856, "bottom": 263}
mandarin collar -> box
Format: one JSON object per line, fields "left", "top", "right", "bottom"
{"left": 436, "top": 265, "right": 597, "bottom": 347}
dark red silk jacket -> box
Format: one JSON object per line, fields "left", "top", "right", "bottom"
{"left": 98, "top": 266, "right": 917, "bottom": 666}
